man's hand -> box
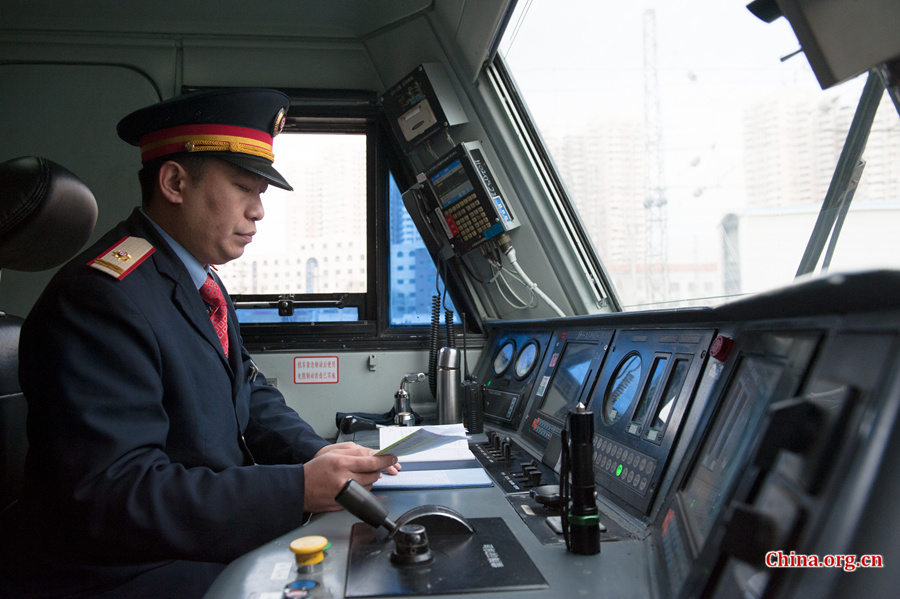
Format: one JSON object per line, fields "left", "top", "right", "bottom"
{"left": 315, "top": 442, "right": 402, "bottom": 475}
{"left": 303, "top": 443, "right": 401, "bottom": 513}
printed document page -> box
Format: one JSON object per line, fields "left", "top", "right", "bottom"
{"left": 376, "top": 424, "right": 470, "bottom": 460}
{"left": 373, "top": 423, "right": 492, "bottom": 489}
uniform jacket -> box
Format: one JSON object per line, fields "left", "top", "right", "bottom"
{"left": 6, "top": 208, "right": 329, "bottom": 594}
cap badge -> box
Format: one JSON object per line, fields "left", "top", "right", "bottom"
{"left": 272, "top": 108, "right": 287, "bottom": 137}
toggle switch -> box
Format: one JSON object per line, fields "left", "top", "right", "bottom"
{"left": 501, "top": 438, "right": 513, "bottom": 462}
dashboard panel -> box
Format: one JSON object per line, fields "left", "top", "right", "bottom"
{"left": 210, "top": 272, "right": 900, "bottom": 599}
{"left": 468, "top": 273, "right": 900, "bottom": 598}
{"left": 522, "top": 328, "right": 613, "bottom": 449}
{"left": 489, "top": 326, "right": 715, "bottom": 516}
{"left": 587, "top": 329, "right": 713, "bottom": 515}
{"left": 476, "top": 329, "right": 552, "bottom": 430}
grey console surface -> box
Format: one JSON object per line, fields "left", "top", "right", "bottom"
{"left": 203, "top": 483, "right": 652, "bottom": 599}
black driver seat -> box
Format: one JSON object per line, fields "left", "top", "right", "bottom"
{"left": 0, "top": 156, "right": 98, "bottom": 512}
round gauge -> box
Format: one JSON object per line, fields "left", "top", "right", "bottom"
{"left": 602, "top": 353, "right": 643, "bottom": 425}
{"left": 492, "top": 341, "right": 516, "bottom": 376}
{"left": 514, "top": 341, "right": 539, "bottom": 379}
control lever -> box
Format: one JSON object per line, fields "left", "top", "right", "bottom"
{"left": 394, "top": 372, "right": 426, "bottom": 426}
{"left": 335, "top": 479, "right": 474, "bottom": 567}
{"left": 335, "top": 478, "right": 397, "bottom": 533}
{"left": 512, "top": 466, "right": 534, "bottom": 480}
{"left": 336, "top": 479, "right": 473, "bottom": 536}
{"left": 483, "top": 432, "right": 503, "bottom": 457}
{"left": 501, "top": 437, "right": 513, "bottom": 463}
{"left": 339, "top": 415, "right": 379, "bottom": 434}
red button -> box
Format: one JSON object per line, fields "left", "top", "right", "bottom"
{"left": 710, "top": 335, "right": 734, "bottom": 362}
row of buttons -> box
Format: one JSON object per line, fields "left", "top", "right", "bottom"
{"left": 593, "top": 435, "right": 657, "bottom": 496}
{"left": 596, "top": 437, "right": 657, "bottom": 476}
{"left": 531, "top": 417, "right": 561, "bottom": 440}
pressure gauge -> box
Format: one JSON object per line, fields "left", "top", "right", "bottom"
{"left": 492, "top": 341, "right": 515, "bottom": 376}
{"left": 515, "top": 341, "right": 539, "bottom": 379}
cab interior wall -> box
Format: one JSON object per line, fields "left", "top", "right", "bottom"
{"left": 248, "top": 349, "right": 477, "bottom": 438}
{"left": 366, "top": 11, "right": 579, "bottom": 319}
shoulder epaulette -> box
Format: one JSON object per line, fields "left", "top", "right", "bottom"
{"left": 88, "top": 236, "right": 155, "bottom": 280}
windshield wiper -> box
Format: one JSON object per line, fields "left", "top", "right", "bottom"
{"left": 795, "top": 71, "right": 883, "bottom": 278}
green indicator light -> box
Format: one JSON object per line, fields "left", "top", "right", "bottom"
{"left": 487, "top": 380, "right": 492, "bottom": 386}
{"left": 690, "top": 499, "right": 696, "bottom": 509}
{"left": 616, "top": 464, "right": 623, "bottom": 477}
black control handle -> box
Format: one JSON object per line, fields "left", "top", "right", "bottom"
{"left": 335, "top": 479, "right": 397, "bottom": 532}
{"left": 339, "top": 415, "right": 378, "bottom": 434}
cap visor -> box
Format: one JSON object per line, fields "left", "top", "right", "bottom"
{"left": 218, "top": 154, "right": 293, "bottom": 192}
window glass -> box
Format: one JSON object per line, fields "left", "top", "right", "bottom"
{"left": 499, "top": 0, "right": 900, "bottom": 310}
{"left": 388, "top": 173, "right": 458, "bottom": 326}
{"left": 219, "top": 129, "right": 456, "bottom": 328}
{"left": 217, "top": 132, "right": 367, "bottom": 295}
{"left": 235, "top": 306, "right": 359, "bottom": 324}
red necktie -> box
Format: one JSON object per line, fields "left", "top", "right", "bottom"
{"left": 199, "top": 274, "right": 229, "bottom": 356}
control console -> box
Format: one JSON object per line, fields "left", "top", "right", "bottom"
{"left": 472, "top": 429, "right": 558, "bottom": 493}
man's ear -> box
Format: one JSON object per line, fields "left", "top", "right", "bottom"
{"left": 157, "top": 161, "right": 188, "bottom": 205}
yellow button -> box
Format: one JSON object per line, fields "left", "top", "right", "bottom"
{"left": 289, "top": 535, "right": 328, "bottom": 566}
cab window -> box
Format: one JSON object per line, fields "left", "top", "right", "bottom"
{"left": 214, "top": 90, "right": 459, "bottom": 348}
{"left": 498, "top": 0, "right": 900, "bottom": 310}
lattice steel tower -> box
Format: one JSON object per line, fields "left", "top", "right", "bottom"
{"left": 643, "top": 8, "right": 668, "bottom": 304}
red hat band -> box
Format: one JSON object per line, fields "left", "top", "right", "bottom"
{"left": 138, "top": 123, "right": 274, "bottom": 163}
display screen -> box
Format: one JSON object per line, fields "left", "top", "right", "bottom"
{"left": 539, "top": 342, "right": 597, "bottom": 420}
{"left": 646, "top": 358, "right": 690, "bottom": 442}
{"left": 627, "top": 355, "right": 667, "bottom": 433}
{"left": 483, "top": 389, "right": 519, "bottom": 422}
{"left": 429, "top": 158, "right": 474, "bottom": 208}
{"left": 680, "top": 357, "right": 783, "bottom": 545}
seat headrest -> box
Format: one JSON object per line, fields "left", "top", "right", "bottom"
{"left": 0, "top": 156, "right": 98, "bottom": 272}
{"left": 0, "top": 313, "right": 24, "bottom": 396}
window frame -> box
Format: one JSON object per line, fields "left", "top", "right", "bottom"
{"left": 220, "top": 88, "right": 476, "bottom": 351}
{"left": 485, "top": 58, "right": 622, "bottom": 313}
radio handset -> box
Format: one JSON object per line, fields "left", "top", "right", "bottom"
{"left": 401, "top": 183, "right": 455, "bottom": 262}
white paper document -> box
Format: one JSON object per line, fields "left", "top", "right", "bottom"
{"left": 373, "top": 423, "right": 492, "bottom": 489}
{"left": 375, "top": 424, "right": 469, "bottom": 458}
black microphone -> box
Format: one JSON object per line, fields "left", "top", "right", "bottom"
{"left": 565, "top": 402, "right": 600, "bottom": 555}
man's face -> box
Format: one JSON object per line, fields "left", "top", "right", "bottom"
{"left": 178, "top": 159, "right": 268, "bottom": 265}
